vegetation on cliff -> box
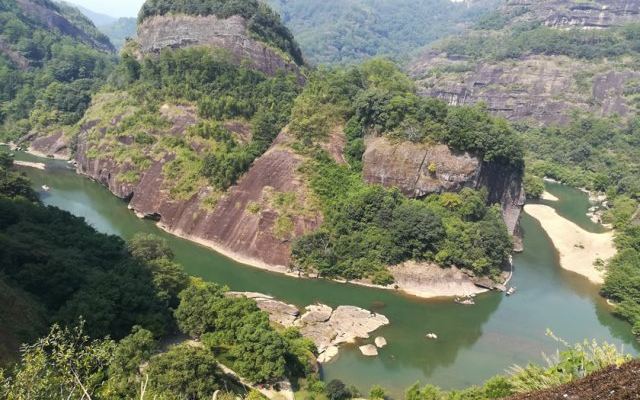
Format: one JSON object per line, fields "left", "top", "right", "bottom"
{"left": 85, "top": 46, "right": 299, "bottom": 197}
{"left": 0, "top": 0, "right": 115, "bottom": 141}
{"left": 289, "top": 60, "right": 520, "bottom": 283}
{"left": 138, "top": 0, "right": 304, "bottom": 65}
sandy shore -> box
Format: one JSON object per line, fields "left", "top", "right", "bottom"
{"left": 541, "top": 191, "right": 559, "bottom": 201}
{"left": 13, "top": 160, "right": 46, "bottom": 170}
{"left": 525, "top": 204, "right": 615, "bottom": 284}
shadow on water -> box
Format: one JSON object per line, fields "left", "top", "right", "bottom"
{"left": 11, "top": 150, "right": 639, "bottom": 397}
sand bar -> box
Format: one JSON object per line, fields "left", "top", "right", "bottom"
{"left": 525, "top": 204, "right": 615, "bottom": 284}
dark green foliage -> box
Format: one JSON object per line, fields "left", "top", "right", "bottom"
{"left": 175, "top": 282, "right": 315, "bottom": 383}
{"left": 325, "top": 379, "right": 353, "bottom": 400}
{"left": 523, "top": 173, "right": 545, "bottom": 199}
{"left": 105, "top": 327, "right": 158, "bottom": 398}
{"left": 146, "top": 344, "right": 225, "bottom": 399}
{"left": 138, "top": 0, "right": 303, "bottom": 65}
{"left": 522, "top": 115, "right": 640, "bottom": 198}
{"left": 0, "top": 0, "right": 114, "bottom": 140}
{"left": 601, "top": 200, "right": 640, "bottom": 335}
{"left": 292, "top": 159, "right": 511, "bottom": 281}
{"left": 0, "top": 159, "right": 172, "bottom": 340}
{"left": 265, "top": 0, "right": 500, "bottom": 65}
{"left": 291, "top": 59, "right": 524, "bottom": 168}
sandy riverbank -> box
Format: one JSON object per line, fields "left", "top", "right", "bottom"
{"left": 13, "top": 160, "right": 46, "bottom": 170}
{"left": 541, "top": 191, "right": 559, "bottom": 201}
{"left": 524, "top": 204, "right": 615, "bottom": 284}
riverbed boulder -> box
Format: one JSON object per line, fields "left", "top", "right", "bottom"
{"left": 375, "top": 337, "right": 387, "bottom": 348}
{"left": 359, "top": 344, "right": 378, "bottom": 357}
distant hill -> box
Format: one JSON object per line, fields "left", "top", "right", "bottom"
{"left": 264, "top": 0, "right": 501, "bottom": 65}
{"left": 0, "top": 0, "right": 115, "bottom": 142}
{"left": 61, "top": 1, "right": 117, "bottom": 26}
{"left": 61, "top": 2, "right": 137, "bottom": 50}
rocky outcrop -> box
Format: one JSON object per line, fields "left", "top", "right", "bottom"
{"left": 506, "top": 0, "right": 640, "bottom": 29}
{"left": 228, "top": 293, "right": 389, "bottom": 363}
{"left": 362, "top": 136, "right": 525, "bottom": 235}
{"left": 22, "top": 131, "right": 71, "bottom": 159}
{"left": 136, "top": 14, "right": 302, "bottom": 79}
{"left": 76, "top": 125, "right": 321, "bottom": 268}
{"left": 410, "top": 1, "right": 640, "bottom": 125}
{"left": 389, "top": 261, "right": 491, "bottom": 298}
{"left": 411, "top": 53, "right": 640, "bottom": 125}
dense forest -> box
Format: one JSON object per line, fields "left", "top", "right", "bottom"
{"left": 264, "top": 0, "right": 500, "bottom": 65}
{"left": 0, "top": 0, "right": 115, "bottom": 142}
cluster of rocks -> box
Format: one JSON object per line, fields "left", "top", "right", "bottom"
{"left": 227, "top": 292, "right": 389, "bottom": 363}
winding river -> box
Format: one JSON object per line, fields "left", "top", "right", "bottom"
{"left": 13, "top": 150, "right": 640, "bottom": 397}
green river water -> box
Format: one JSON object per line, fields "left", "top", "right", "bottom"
{"left": 12, "top": 151, "right": 640, "bottom": 397}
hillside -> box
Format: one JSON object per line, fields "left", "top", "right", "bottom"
{"left": 264, "top": 0, "right": 501, "bottom": 65}
{"left": 409, "top": 0, "right": 640, "bottom": 125}
{"left": 0, "top": 0, "right": 115, "bottom": 145}
{"left": 15, "top": 0, "right": 521, "bottom": 292}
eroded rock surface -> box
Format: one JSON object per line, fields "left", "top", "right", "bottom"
{"left": 362, "top": 136, "right": 525, "bottom": 235}
{"left": 228, "top": 293, "right": 389, "bottom": 363}
{"left": 136, "top": 14, "right": 302, "bottom": 79}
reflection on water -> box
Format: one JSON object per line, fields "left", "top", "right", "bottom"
{"left": 11, "top": 150, "right": 639, "bottom": 397}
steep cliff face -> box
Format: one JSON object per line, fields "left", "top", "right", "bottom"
{"left": 411, "top": 53, "right": 640, "bottom": 124}
{"left": 409, "top": 0, "right": 640, "bottom": 125}
{"left": 135, "top": 14, "right": 302, "bottom": 78}
{"left": 362, "top": 136, "right": 525, "bottom": 235}
{"left": 507, "top": 0, "right": 640, "bottom": 29}
{"left": 76, "top": 114, "right": 320, "bottom": 268}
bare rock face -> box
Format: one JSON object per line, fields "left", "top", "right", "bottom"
{"left": 136, "top": 14, "right": 302, "bottom": 79}
{"left": 411, "top": 54, "right": 640, "bottom": 125}
{"left": 359, "top": 344, "right": 378, "bottom": 356}
{"left": 227, "top": 292, "right": 299, "bottom": 327}
{"left": 506, "top": 0, "right": 640, "bottom": 29}
{"left": 362, "top": 136, "right": 525, "bottom": 235}
{"left": 390, "top": 261, "right": 489, "bottom": 298}
{"left": 296, "top": 305, "right": 389, "bottom": 357}
{"left": 410, "top": 0, "right": 640, "bottom": 125}
{"left": 76, "top": 126, "right": 321, "bottom": 268}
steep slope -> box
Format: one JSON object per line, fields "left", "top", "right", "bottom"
{"left": 409, "top": 0, "right": 640, "bottom": 125}
{"left": 135, "top": 0, "right": 304, "bottom": 76}
{"left": 0, "top": 0, "right": 115, "bottom": 146}
{"left": 265, "top": 0, "right": 501, "bottom": 65}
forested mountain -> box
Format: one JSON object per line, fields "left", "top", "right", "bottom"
{"left": 264, "top": 0, "right": 501, "bottom": 65}
{"left": 410, "top": 0, "right": 640, "bottom": 335}
{"left": 95, "top": 17, "right": 136, "bottom": 49}
{"left": 0, "top": 0, "right": 115, "bottom": 142}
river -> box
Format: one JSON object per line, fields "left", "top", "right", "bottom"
{"left": 12, "top": 150, "right": 640, "bottom": 397}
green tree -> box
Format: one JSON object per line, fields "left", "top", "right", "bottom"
{"left": 174, "top": 282, "right": 225, "bottom": 338}
{"left": 146, "top": 344, "right": 224, "bottom": 399}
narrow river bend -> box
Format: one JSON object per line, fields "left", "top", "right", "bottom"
{"left": 14, "top": 151, "right": 639, "bottom": 397}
